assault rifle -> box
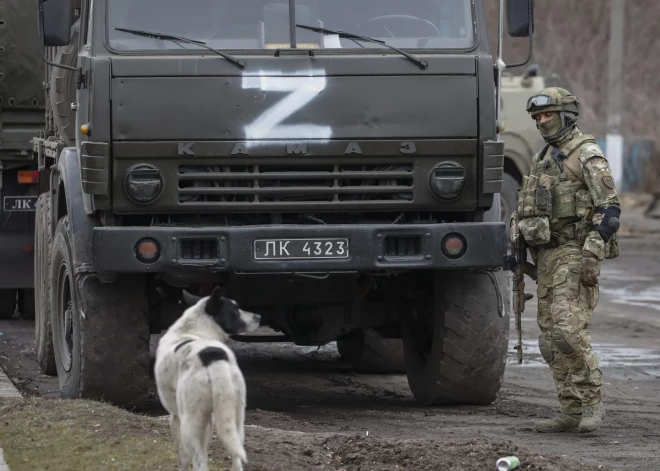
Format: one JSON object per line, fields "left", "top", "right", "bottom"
{"left": 505, "top": 201, "right": 534, "bottom": 364}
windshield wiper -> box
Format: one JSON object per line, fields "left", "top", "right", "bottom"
{"left": 296, "top": 24, "right": 428, "bottom": 70}
{"left": 115, "top": 27, "right": 246, "bottom": 70}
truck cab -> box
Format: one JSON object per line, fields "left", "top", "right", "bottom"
{"left": 33, "top": 0, "right": 533, "bottom": 407}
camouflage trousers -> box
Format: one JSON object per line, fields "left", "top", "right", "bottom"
{"left": 536, "top": 244, "right": 603, "bottom": 415}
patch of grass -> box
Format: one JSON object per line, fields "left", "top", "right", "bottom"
{"left": 0, "top": 398, "right": 230, "bottom": 471}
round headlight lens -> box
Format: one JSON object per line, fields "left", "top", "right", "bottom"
{"left": 124, "top": 164, "right": 163, "bottom": 204}
{"left": 428, "top": 162, "right": 465, "bottom": 200}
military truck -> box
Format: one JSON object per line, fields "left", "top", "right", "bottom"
{"left": 0, "top": 3, "right": 46, "bottom": 319}
{"left": 499, "top": 65, "right": 545, "bottom": 223}
{"left": 33, "top": 0, "right": 534, "bottom": 406}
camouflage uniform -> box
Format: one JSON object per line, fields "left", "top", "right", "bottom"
{"left": 513, "top": 88, "right": 621, "bottom": 433}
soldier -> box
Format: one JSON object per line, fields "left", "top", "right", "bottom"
{"left": 512, "top": 87, "right": 621, "bottom": 433}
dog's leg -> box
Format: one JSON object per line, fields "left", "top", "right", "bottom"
{"left": 170, "top": 414, "right": 189, "bottom": 471}
{"left": 236, "top": 397, "right": 246, "bottom": 447}
{"left": 236, "top": 376, "right": 247, "bottom": 447}
{"left": 213, "top": 402, "right": 247, "bottom": 471}
{"left": 232, "top": 411, "right": 245, "bottom": 471}
{"left": 180, "top": 411, "right": 211, "bottom": 471}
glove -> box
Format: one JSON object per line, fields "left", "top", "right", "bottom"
{"left": 580, "top": 253, "right": 600, "bottom": 287}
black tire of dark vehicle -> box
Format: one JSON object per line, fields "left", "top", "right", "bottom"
{"left": 337, "top": 329, "right": 406, "bottom": 374}
{"left": 50, "top": 216, "right": 150, "bottom": 406}
{"left": 34, "top": 193, "right": 57, "bottom": 375}
{"left": 501, "top": 172, "right": 519, "bottom": 237}
{"left": 402, "top": 270, "right": 510, "bottom": 405}
{"left": 0, "top": 289, "right": 16, "bottom": 319}
{"left": 49, "top": 21, "right": 79, "bottom": 146}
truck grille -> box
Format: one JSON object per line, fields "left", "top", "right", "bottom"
{"left": 177, "top": 160, "right": 414, "bottom": 207}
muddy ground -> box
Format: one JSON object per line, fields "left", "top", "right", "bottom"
{"left": 1, "top": 236, "right": 659, "bottom": 471}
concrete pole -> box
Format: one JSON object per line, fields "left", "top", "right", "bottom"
{"left": 606, "top": 0, "right": 625, "bottom": 188}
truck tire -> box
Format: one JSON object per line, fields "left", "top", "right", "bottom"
{"left": 50, "top": 216, "right": 150, "bottom": 406}
{"left": 0, "top": 289, "right": 16, "bottom": 319}
{"left": 49, "top": 21, "right": 79, "bottom": 146}
{"left": 337, "top": 329, "right": 405, "bottom": 374}
{"left": 402, "top": 270, "right": 510, "bottom": 405}
{"left": 34, "top": 193, "right": 57, "bottom": 375}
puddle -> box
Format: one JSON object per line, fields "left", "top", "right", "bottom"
{"left": 599, "top": 286, "right": 660, "bottom": 312}
{"left": 600, "top": 268, "right": 654, "bottom": 283}
{"left": 507, "top": 339, "right": 660, "bottom": 378}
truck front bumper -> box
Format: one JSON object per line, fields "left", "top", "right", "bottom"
{"left": 92, "top": 222, "right": 507, "bottom": 274}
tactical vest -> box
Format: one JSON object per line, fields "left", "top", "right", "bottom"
{"left": 517, "top": 134, "right": 596, "bottom": 246}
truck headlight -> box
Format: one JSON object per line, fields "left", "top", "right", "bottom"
{"left": 428, "top": 162, "right": 465, "bottom": 200}
{"left": 124, "top": 164, "right": 163, "bottom": 204}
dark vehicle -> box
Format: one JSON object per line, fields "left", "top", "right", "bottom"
{"left": 0, "top": 2, "right": 46, "bottom": 319}
{"left": 33, "top": 0, "right": 533, "bottom": 406}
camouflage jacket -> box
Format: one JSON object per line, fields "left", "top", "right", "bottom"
{"left": 520, "top": 128, "right": 620, "bottom": 259}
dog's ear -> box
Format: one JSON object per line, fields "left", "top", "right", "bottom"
{"left": 181, "top": 290, "right": 202, "bottom": 307}
{"left": 204, "top": 286, "right": 224, "bottom": 314}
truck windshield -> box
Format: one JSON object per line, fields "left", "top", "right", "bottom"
{"left": 107, "top": 0, "right": 475, "bottom": 52}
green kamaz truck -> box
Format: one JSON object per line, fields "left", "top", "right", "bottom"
{"left": 0, "top": 3, "right": 46, "bottom": 319}
{"left": 33, "top": 0, "right": 534, "bottom": 406}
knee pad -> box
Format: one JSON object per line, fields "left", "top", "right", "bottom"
{"left": 552, "top": 326, "right": 580, "bottom": 355}
{"left": 538, "top": 334, "right": 554, "bottom": 363}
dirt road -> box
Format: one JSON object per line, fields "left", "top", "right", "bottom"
{"left": 1, "top": 236, "right": 659, "bottom": 471}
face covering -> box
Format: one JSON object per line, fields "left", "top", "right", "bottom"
{"left": 538, "top": 114, "right": 563, "bottom": 141}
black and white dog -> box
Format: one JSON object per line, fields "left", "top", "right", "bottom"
{"left": 155, "top": 286, "right": 261, "bottom": 471}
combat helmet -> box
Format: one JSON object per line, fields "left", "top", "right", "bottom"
{"left": 526, "top": 87, "right": 580, "bottom": 143}
{"left": 526, "top": 87, "right": 580, "bottom": 117}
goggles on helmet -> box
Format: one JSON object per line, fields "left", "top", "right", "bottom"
{"left": 526, "top": 94, "right": 579, "bottom": 113}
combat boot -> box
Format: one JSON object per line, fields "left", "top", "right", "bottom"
{"left": 534, "top": 413, "right": 582, "bottom": 433}
{"left": 578, "top": 402, "right": 605, "bottom": 433}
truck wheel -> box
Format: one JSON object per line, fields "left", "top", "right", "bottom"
{"left": 402, "top": 270, "right": 510, "bottom": 405}
{"left": 0, "top": 289, "right": 16, "bottom": 319}
{"left": 337, "top": 329, "right": 405, "bottom": 373}
{"left": 34, "top": 193, "right": 56, "bottom": 375}
{"left": 50, "top": 216, "right": 150, "bottom": 406}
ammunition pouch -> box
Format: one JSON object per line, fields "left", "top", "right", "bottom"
{"left": 518, "top": 216, "right": 551, "bottom": 247}
{"left": 517, "top": 183, "right": 553, "bottom": 219}
{"left": 551, "top": 181, "right": 591, "bottom": 222}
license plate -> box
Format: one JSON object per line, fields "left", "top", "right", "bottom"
{"left": 254, "top": 238, "right": 349, "bottom": 260}
{"left": 3, "top": 196, "right": 37, "bottom": 212}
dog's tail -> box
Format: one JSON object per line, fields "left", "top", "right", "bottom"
{"left": 212, "top": 391, "right": 248, "bottom": 465}
{"left": 206, "top": 363, "right": 247, "bottom": 466}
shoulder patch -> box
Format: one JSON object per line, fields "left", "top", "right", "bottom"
{"left": 198, "top": 346, "right": 228, "bottom": 367}
{"left": 174, "top": 339, "right": 194, "bottom": 352}
{"left": 602, "top": 175, "right": 615, "bottom": 189}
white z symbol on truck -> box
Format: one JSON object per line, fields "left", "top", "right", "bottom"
{"left": 242, "top": 71, "right": 332, "bottom": 140}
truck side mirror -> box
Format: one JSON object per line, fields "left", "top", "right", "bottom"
{"left": 39, "top": 0, "right": 74, "bottom": 46}
{"left": 506, "top": 0, "right": 534, "bottom": 38}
